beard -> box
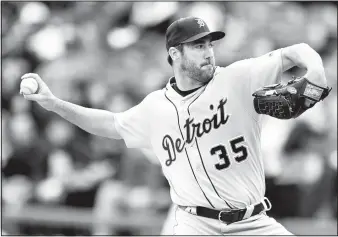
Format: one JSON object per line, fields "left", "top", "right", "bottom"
{"left": 180, "top": 57, "right": 215, "bottom": 83}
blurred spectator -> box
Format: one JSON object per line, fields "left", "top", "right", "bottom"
{"left": 3, "top": 113, "right": 49, "bottom": 182}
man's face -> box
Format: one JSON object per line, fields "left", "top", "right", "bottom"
{"left": 179, "top": 36, "right": 216, "bottom": 83}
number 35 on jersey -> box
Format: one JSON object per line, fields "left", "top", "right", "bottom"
{"left": 211, "top": 136, "right": 248, "bottom": 170}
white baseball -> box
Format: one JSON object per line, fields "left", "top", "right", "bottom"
{"left": 20, "top": 78, "right": 39, "bottom": 95}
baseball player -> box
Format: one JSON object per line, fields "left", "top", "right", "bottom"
{"left": 21, "top": 17, "right": 330, "bottom": 235}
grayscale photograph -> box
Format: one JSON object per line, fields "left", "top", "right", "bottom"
{"left": 1, "top": 1, "right": 337, "bottom": 235}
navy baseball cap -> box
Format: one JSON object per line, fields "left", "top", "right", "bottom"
{"left": 165, "top": 16, "right": 225, "bottom": 51}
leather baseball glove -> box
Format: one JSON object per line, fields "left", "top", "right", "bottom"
{"left": 252, "top": 76, "right": 332, "bottom": 119}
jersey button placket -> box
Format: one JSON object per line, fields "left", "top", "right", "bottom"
{"left": 186, "top": 140, "right": 195, "bottom": 149}
{"left": 180, "top": 100, "right": 192, "bottom": 148}
{"left": 184, "top": 103, "right": 196, "bottom": 149}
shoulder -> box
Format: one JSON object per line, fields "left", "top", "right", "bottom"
{"left": 216, "top": 59, "right": 253, "bottom": 75}
{"left": 248, "top": 49, "right": 284, "bottom": 71}
{"left": 139, "top": 89, "right": 166, "bottom": 107}
{"left": 145, "top": 89, "right": 165, "bottom": 100}
{"left": 217, "top": 49, "right": 283, "bottom": 74}
{"left": 213, "top": 59, "right": 253, "bottom": 81}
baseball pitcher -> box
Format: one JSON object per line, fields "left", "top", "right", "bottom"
{"left": 20, "top": 17, "right": 331, "bottom": 235}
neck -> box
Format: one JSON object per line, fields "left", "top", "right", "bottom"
{"left": 173, "top": 67, "right": 205, "bottom": 91}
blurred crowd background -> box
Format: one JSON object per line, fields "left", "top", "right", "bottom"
{"left": 1, "top": 1, "right": 337, "bottom": 235}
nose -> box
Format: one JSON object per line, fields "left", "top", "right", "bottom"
{"left": 204, "top": 46, "right": 214, "bottom": 60}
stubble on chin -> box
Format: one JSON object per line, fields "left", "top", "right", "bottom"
{"left": 197, "top": 66, "right": 215, "bottom": 83}
{"left": 180, "top": 61, "right": 215, "bottom": 84}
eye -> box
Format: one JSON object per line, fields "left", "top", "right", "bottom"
{"left": 195, "top": 44, "right": 204, "bottom": 49}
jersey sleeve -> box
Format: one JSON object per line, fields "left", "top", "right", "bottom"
{"left": 249, "top": 49, "right": 284, "bottom": 94}
{"left": 114, "top": 95, "right": 152, "bottom": 149}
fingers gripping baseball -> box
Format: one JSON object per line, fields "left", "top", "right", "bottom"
{"left": 21, "top": 73, "right": 47, "bottom": 94}
{"left": 20, "top": 73, "right": 56, "bottom": 111}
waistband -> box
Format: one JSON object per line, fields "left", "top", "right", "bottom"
{"left": 178, "top": 197, "right": 272, "bottom": 224}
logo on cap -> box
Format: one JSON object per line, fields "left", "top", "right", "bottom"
{"left": 196, "top": 19, "right": 205, "bottom": 28}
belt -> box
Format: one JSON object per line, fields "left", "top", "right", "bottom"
{"left": 179, "top": 197, "right": 272, "bottom": 224}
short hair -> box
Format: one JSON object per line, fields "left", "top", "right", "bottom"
{"left": 168, "top": 44, "right": 184, "bottom": 66}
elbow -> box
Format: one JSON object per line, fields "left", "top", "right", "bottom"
{"left": 298, "top": 42, "right": 310, "bottom": 49}
{"left": 297, "top": 43, "right": 313, "bottom": 52}
{"left": 297, "top": 43, "right": 321, "bottom": 58}
{"left": 292, "top": 43, "right": 324, "bottom": 68}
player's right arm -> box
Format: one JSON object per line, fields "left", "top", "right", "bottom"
{"left": 20, "top": 73, "right": 121, "bottom": 139}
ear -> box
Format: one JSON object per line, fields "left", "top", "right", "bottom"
{"left": 168, "top": 47, "right": 180, "bottom": 62}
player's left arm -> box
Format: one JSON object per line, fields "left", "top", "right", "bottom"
{"left": 281, "top": 43, "right": 327, "bottom": 87}
{"left": 249, "top": 43, "right": 328, "bottom": 93}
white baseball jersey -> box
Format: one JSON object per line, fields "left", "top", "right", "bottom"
{"left": 114, "top": 49, "right": 283, "bottom": 210}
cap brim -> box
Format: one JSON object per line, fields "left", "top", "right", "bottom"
{"left": 167, "top": 31, "right": 225, "bottom": 64}
{"left": 180, "top": 31, "right": 225, "bottom": 44}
